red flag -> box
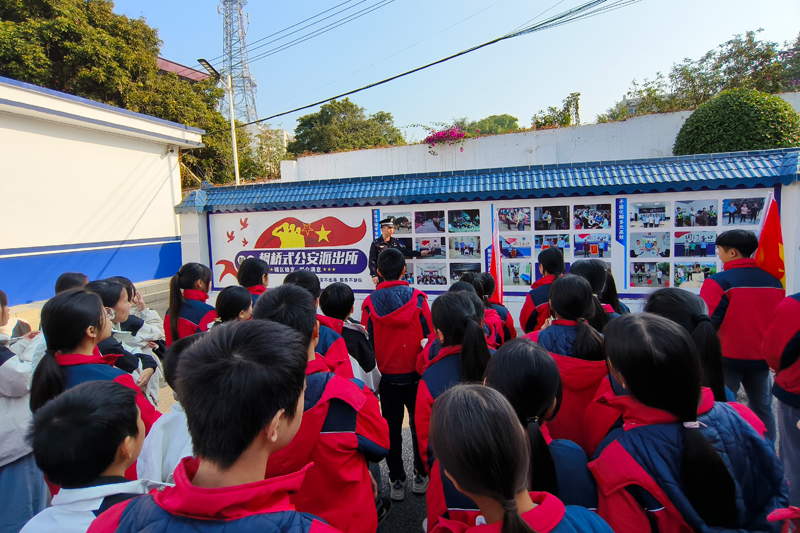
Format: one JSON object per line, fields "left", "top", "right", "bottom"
{"left": 755, "top": 198, "right": 786, "bottom": 289}
{"left": 489, "top": 207, "right": 504, "bottom": 305}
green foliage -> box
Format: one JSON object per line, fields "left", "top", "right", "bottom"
{"left": 288, "top": 98, "right": 404, "bottom": 154}
{"left": 673, "top": 89, "right": 800, "bottom": 155}
{"left": 453, "top": 114, "right": 520, "bottom": 135}
{"left": 531, "top": 92, "right": 580, "bottom": 130}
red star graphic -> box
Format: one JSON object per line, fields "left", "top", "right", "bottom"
{"left": 301, "top": 223, "right": 314, "bottom": 235}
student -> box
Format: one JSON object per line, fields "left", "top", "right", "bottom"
{"left": 459, "top": 273, "right": 504, "bottom": 348}
{"left": 29, "top": 289, "right": 159, "bottom": 435}
{"left": 700, "top": 229, "right": 784, "bottom": 440}
{"left": 362, "top": 248, "right": 433, "bottom": 500}
{"left": 568, "top": 259, "right": 619, "bottom": 331}
{"left": 416, "top": 292, "right": 491, "bottom": 531}
{"left": 0, "top": 289, "right": 48, "bottom": 533}
{"left": 54, "top": 272, "right": 89, "bottom": 294}
{"left": 106, "top": 276, "right": 165, "bottom": 361}
{"left": 428, "top": 385, "right": 612, "bottom": 533}
{"left": 762, "top": 293, "right": 800, "bottom": 506}
{"left": 87, "top": 320, "right": 342, "bottom": 533}
{"left": 589, "top": 314, "right": 788, "bottom": 533}
{"left": 597, "top": 268, "right": 630, "bottom": 314}
{"left": 136, "top": 335, "right": 202, "bottom": 484}
{"left": 213, "top": 286, "right": 253, "bottom": 324}
{"left": 519, "top": 247, "right": 564, "bottom": 333}
{"left": 253, "top": 285, "right": 389, "bottom": 533}
{"left": 164, "top": 263, "right": 216, "bottom": 347}
{"left": 524, "top": 275, "right": 606, "bottom": 453}
{"left": 484, "top": 338, "right": 597, "bottom": 509}
{"left": 284, "top": 269, "right": 350, "bottom": 374}
{"left": 22, "top": 381, "right": 162, "bottom": 533}
{"left": 236, "top": 257, "right": 270, "bottom": 306}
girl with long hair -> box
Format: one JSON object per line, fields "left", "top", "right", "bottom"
{"left": 164, "top": 263, "right": 216, "bottom": 346}
{"left": 567, "top": 259, "right": 619, "bottom": 331}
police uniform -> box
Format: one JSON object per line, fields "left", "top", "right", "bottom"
{"left": 368, "top": 218, "right": 422, "bottom": 281}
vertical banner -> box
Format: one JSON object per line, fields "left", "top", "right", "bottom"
{"left": 372, "top": 209, "right": 381, "bottom": 240}
{"left": 489, "top": 203, "right": 504, "bottom": 304}
{"left": 616, "top": 198, "right": 628, "bottom": 285}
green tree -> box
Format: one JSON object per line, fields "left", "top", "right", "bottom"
{"left": 288, "top": 98, "right": 404, "bottom": 154}
{"left": 531, "top": 92, "right": 580, "bottom": 129}
{"left": 454, "top": 114, "right": 519, "bottom": 135}
{"left": 673, "top": 89, "right": 800, "bottom": 155}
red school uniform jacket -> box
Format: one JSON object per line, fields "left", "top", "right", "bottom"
{"left": 483, "top": 307, "right": 505, "bottom": 348}
{"left": 699, "top": 258, "right": 784, "bottom": 363}
{"left": 163, "top": 290, "right": 217, "bottom": 347}
{"left": 762, "top": 293, "right": 800, "bottom": 409}
{"left": 489, "top": 303, "right": 516, "bottom": 340}
{"left": 316, "top": 314, "right": 354, "bottom": 378}
{"left": 265, "top": 366, "right": 389, "bottom": 533}
{"left": 87, "top": 458, "right": 341, "bottom": 533}
{"left": 519, "top": 275, "right": 556, "bottom": 333}
{"left": 361, "top": 280, "right": 433, "bottom": 382}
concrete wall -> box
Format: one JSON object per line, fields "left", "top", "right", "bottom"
{"left": 281, "top": 92, "right": 800, "bottom": 182}
{"left": 0, "top": 76, "right": 203, "bottom": 305}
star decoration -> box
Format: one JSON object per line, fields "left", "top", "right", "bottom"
{"left": 315, "top": 224, "right": 331, "bottom": 242}
{"left": 301, "top": 223, "right": 314, "bottom": 235}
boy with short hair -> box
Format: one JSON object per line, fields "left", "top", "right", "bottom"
{"left": 361, "top": 248, "right": 433, "bottom": 500}
{"left": 88, "top": 320, "right": 340, "bottom": 533}
{"left": 22, "top": 381, "right": 159, "bottom": 533}
{"left": 135, "top": 334, "right": 203, "bottom": 483}
{"left": 519, "top": 247, "right": 564, "bottom": 333}
{"left": 700, "top": 229, "right": 784, "bottom": 440}
{"left": 254, "top": 285, "right": 389, "bottom": 533}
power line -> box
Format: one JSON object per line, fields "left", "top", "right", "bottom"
{"left": 205, "top": 0, "right": 643, "bottom": 135}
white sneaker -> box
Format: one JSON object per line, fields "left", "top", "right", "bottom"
{"left": 390, "top": 479, "right": 406, "bottom": 501}
{"left": 422, "top": 518, "right": 428, "bottom": 532}
{"left": 412, "top": 472, "right": 429, "bottom": 494}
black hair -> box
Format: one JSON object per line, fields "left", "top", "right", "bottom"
{"left": 28, "top": 381, "right": 139, "bottom": 488}
{"left": 430, "top": 385, "right": 535, "bottom": 533}
{"left": 431, "top": 292, "right": 490, "bottom": 383}
{"left": 253, "top": 283, "right": 316, "bottom": 349}
{"left": 215, "top": 286, "right": 253, "bottom": 323}
{"left": 86, "top": 280, "right": 126, "bottom": 309}
{"left": 480, "top": 272, "right": 497, "bottom": 299}
{"left": 460, "top": 272, "right": 491, "bottom": 307}
{"left": 448, "top": 281, "right": 477, "bottom": 294}
{"left": 598, "top": 268, "right": 625, "bottom": 315}
{"left": 377, "top": 248, "right": 405, "bottom": 281}
{"left": 177, "top": 320, "right": 307, "bottom": 469}
{"left": 604, "top": 314, "right": 738, "bottom": 528}
{"left": 0, "top": 289, "right": 6, "bottom": 309}
{"left": 537, "top": 247, "right": 565, "bottom": 277}
{"left": 169, "top": 263, "right": 212, "bottom": 342}
{"left": 564, "top": 260, "right": 610, "bottom": 332}
{"left": 485, "top": 338, "right": 561, "bottom": 497}
{"left": 319, "top": 282, "right": 355, "bottom": 321}
{"left": 106, "top": 276, "right": 135, "bottom": 301}
{"left": 716, "top": 229, "right": 758, "bottom": 258}
{"left": 163, "top": 333, "right": 204, "bottom": 390}
{"left": 54, "top": 272, "right": 88, "bottom": 294}
{"left": 31, "top": 289, "right": 106, "bottom": 412}
{"left": 644, "top": 288, "right": 726, "bottom": 401}
{"left": 236, "top": 257, "right": 270, "bottom": 288}
{"left": 548, "top": 275, "right": 604, "bottom": 361}
{"left": 283, "top": 269, "right": 321, "bottom": 299}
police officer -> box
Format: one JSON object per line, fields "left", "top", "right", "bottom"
{"left": 369, "top": 217, "right": 429, "bottom": 285}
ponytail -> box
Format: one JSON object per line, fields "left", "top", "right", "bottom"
{"left": 586, "top": 296, "right": 609, "bottom": 332}
{"left": 681, "top": 426, "right": 738, "bottom": 528}
{"left": 462, "top": 314, "right": 490, "bottom": 382}
{"left": 525, "top": 420, "right": 558, "bottom": 496}
{"left": 432, "top": 292, "right": 490, "bottom": 383}
{"left": 549, "top": 275, "right": 605, "bottom": 359}
{"left": 501, "top": 499, "right": 536, "bottom": 533}
{"left": 573, "top": 317, "right": 604, "bottom": 361}
{"left": 568, "top": 260, "right": 611, "bottom": 332}
{"left": 169, "top": 263, "right": 212, "bottom": 342}
{"left": 30, "top": 351, "right": 65, "bottom": 412}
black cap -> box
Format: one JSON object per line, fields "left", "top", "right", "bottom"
{"left": 380, "top": 217, "right": 395, "bottom": 228}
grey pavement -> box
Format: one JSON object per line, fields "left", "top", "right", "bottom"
{"left": 378, "top": 427, "right": 427, "bottom": 533}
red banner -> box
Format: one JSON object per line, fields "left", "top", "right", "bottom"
{"left": 254, "top": 217, "right": 367, "bottom": 249}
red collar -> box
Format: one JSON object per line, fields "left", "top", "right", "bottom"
{"left": 154, "top": 457, "right": 310, "bottom": 520}
{"left": 306, "top": 354, "right": 336, "bottom": 375}
{"left": 246, "top": 285, "right": 267, "bottom": 296}
{"left": 184, "top": 289, "right": 209, "bottom": 302}
{"left": 723, "top": 258, "right": 757, "bottom": 271}
{"left": 550, "top": 319, "right": 578, "bottom": 327}
{"left": 376, "top": 280, "right": 410, "bottom": 290}
{"left": 540, "top": 423, "right": 553, "bottom": 445}
{"left": 54, "top": 352, "right": 121, "bottom": 367}
{"left": 427, "top": 344, "right": 462, "bottom": 368}
{"left": 469, "top": 492, "right": 565, "bottom": 533}
{"left": 316, "top": 314, "right": 343, "bottom": 334}
{"left": 532, "top": 275, "right": 557, "bottom": 289}
{"left": 594, "top": 387, "right": 715, "bottom": 430}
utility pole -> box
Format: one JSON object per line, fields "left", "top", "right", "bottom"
{"left": 198, "top": 61, "right": 241, "bottom": 186}
{"left": 219, "top": 0, "right": 258, "bottom": 123}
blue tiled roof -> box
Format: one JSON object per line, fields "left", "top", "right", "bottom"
{"left": 175, "top": 148, "right": 800, "bottom": 214}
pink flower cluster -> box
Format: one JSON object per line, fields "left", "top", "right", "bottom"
{"left": 423, "top": 127, "right": 466, "bottom": 155}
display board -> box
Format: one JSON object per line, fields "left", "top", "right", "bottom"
{"left": 208, "top": 189, "right": 770, "bottom": 296}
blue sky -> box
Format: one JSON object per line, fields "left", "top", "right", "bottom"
{"left": 113, "top": 0, "right": 800, "bottom": 140}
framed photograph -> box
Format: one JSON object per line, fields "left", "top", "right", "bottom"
{"left": 674, "top": 231, "right": 716, "bottom": 258}
{"left": 382, "top": 212, "right": 412, "bottom": 234}
{"left": 534, "top": 234, "right": 570, "bottom": 257}
{"left": 497, "top": 207, "right": 531, "bottom": 232}
{"left": 416, "top": 263, "right": 448, "bottom": 286}
{"left": 414, "top": 236, "right": 446, "bottom": 258}
{"left": 629, "top": 262, "right": 670, "bottom": 288}
{"left": 629, "top": 232, "right": 671, "bottom": 258}
{"left": 674, "top": 262, "right": 718, "bottom": 288}
{"left": 629, "top": 201, "right": 670, "bottom": 229}
{"left": 402, "top": 263, "right": 414, "bottom": 284}
{"left": 722, "top": 198, "right": 766, "bottom": 226}
{"left": 533, "top": 206, "right": 570, "bottom": 231}
{"left": 450, "top": 262, "right": 482, "bottom": 283}
{"left": 449, "top": 237, "right": 481, "bottom": 259}
{"left": 414, "top": 211, "right": 445, "bottom": 233}
{"left": 396, "top": 237, "right": 412, "bottom": 251}
{"left": 573, "top": 233, "right": 612, "bottom": 259}
{"left": 448, "top": 209, "right": 481, "bottom": 232}
{"left": 503, "top": 262, "right": 532, "bottom": 286}
{"left": 499, "top": 235, "right": 532, "bottom": 258}
{"left": 674, "top": 200, "right": 718, "bottom": 227}
{"left": 573, "top": 204, "right": 612, "bottom": 229}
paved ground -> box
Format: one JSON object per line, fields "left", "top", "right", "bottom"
{"left": 377, "top": 427, "right": 427, "bottom": 533}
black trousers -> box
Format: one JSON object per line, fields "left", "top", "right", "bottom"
{"left": 380, "top": 380, "right": 425, "bottom": 482}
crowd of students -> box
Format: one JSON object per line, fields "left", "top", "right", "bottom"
{"left": 2, "top": 227, "right": 799, "bottom": 533}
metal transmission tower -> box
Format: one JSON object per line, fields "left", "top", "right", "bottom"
{"left": 218, "top": 0, "right": 258, "bottom": 123}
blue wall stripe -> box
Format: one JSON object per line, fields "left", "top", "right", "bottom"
{"left": 1, "top": 241, "right": 182, "bottom": 306}
{"left": 0, "top": 236, "right": 181, "bottom": 256}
